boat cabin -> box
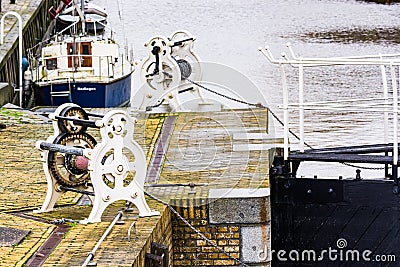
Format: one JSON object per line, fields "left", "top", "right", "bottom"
{"left": 36, "top": 36, "right": 120, "bottom": 83}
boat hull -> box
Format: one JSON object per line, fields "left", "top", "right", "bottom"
{"left": 34, "top": 74, "right": 131, "bottom": 108}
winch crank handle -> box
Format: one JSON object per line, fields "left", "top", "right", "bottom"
{"left": 49, "top": 114, "right": 99, "bottom": 128}
{"left": 168, "top": 37, "right": 195, "bottom": 47}
{"left": 145, "top": 46, "right": 161, "bottom": 78}
{"left": 35, "top": 141, "right": 84, "bottom": 156}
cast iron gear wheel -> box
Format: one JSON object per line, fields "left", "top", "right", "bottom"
{"left": 57, "top": 105, "right": 89, "bottom": 134}
{"left": 48, "top": 132, "right": 97, "bottom": 187}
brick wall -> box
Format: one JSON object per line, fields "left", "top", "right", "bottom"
{"left": 132, "top": 189, "right": 271, "bottom": 267}
{"left": 132, "top": 205, "right": 173, "bottom": 267}
{"left": 171, "top": 189, "right": 271, "bottom": 267}
{"left": 171, "top": 198, "right": 239, "bottom": 266}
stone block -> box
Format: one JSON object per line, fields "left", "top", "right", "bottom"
{"left": 241, "top": 225, "right": 271, "bottom": 264}
{"left": 0, "top": 83, "right": 13, "bottom": 107}
{"left": 0, "top": 226, "right": 30, "bottom": 246}
{"left": 208, "top": 188, "right": 270, "bottom": 224}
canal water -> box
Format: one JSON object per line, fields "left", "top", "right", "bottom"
{"left": 97, "top": 0, "right": 400, "bottom": 178}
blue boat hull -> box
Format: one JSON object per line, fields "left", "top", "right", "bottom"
{"left": 34, "top": 74, "right": 131, "bottom": 108}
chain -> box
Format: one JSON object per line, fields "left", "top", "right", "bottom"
{"left": 184, "top": 77, "right": 314, "bottom": 149}
{"left": 185, "top": 77, "right": 264, "bottom": 108}
{"left": 341, "top": 162, "right": 388, "bottom": 170}
{"left": 166, "top": 74, "right": 386, "bottom": 171}
{"left": 144, "top": 191, "right": 250, "bottom": 267}
{"left": 51, "top": 218, "right": 78, "bottom": 224}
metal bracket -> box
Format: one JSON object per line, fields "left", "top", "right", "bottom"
{"left": 145, "top": 242, "right": 169, "bottom": 267}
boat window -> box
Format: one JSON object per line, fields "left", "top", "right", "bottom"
{"left": 81, "top": 42, "right": 92, "bottom": 67}
{"left": 46, "top": 58, "right": 57, "bottom": 70}
{"left": 67, "top": 43, "right": 78, "bottom": 68}
{"left": 68, "top": 43, "right": 76, "bottom": 55}
{"left": 67, "top": 42, "right": 92, "bottom": 68}
{"left": 82, "top": 44, "right": 90, "bottom": 55}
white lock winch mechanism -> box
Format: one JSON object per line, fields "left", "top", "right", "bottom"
{"left": 131, "top": 30, "right": 207, "bottom": 111}
{"left": 36, "top": 103, "right": 159, "bottom": 223}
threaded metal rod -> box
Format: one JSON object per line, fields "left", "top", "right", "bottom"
{"left": 59, "top": 186, "right": 95, "bottom": 196}
{"left": 82, "top": 211, "right": 123, "bottom": 267}
{"left": 54, "top": 115, "right": 99, "bottom": 128}
{"left": 36, "top": 141, "right": 84, "bottom": 156}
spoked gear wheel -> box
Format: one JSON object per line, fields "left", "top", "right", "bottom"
{"left": 48, "top": 132, "right": 97, "bottom": 187}
{"left": 57, "top": 105, "right": 89, "bottom": 134}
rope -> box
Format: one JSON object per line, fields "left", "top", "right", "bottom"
{"left": 144, "top": 191, "right": 250, "bottom": 267}
{"left": 176, "top": 59, "right": 192, "bottom": 79}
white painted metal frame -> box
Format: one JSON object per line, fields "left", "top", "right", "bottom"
{"left": 36, "top": 104, "right": 159, "bottom": 223}
{"left": 131, "top": 30, "right": 206, "bottom": 111}
{"left": 259, "top": 45, "right": 400, "bottom": 168}
{"left": 1, "top": 12, "right": 23, "bottom": 107}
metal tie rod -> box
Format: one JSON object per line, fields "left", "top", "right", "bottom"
{"left": 82, "top": 211, "right": 123, "bottom": 267}
{"left": 36, "top": 141, "right": 84, "bottom": 156}
{"left": 52, "top": 115, "right": 99, "bottom": 128}
{"left": 58, "top": 185, "right": 95, "bottom": 196}
{"left": 169, "top": 37, "right": 194, "bottom": 47}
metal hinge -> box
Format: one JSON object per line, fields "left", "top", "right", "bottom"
{"left": 145, "top": 242, "right": 169, "bottom": 267}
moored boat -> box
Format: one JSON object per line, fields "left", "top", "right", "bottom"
{"left": 26, "top": 1, "right": 133, "bottom": 108}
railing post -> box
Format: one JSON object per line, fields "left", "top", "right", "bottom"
{"left": 280, "top": 63, "right": 289, "bottom": 160}
{"left": 395, "top": 64, "right": 399, "bottom": 179}
{"left": 380, "top": 55, "right": 389, "bottom": 144}
{"left": 1, "top": 11, "right": 23, "bottom": 107}
{"left": 381, "top": 55, "right": 390, "bottom": 178}
{"left": 390, "top": 63, "right": 398, "bottom": 182}
{"left": 299, "top": 62, "right": 305, "bottom": 152}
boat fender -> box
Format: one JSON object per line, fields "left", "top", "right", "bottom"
{"left": 24, "top": 69, "right": 32, "bottom": 84}
{"left": 24, "top": 69, "right": 32, "bottom": 96}
{"left": 42, "top": 67, "right": 48, "bottom": 78}
{"left": 23, "top": 69, "right": 33, "bottom": 108}
{"left": 22, "top": 56, "right": 29, "bottom": 72}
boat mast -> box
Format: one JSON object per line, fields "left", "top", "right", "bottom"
{"left": 80, "top": 0, "right": 85, "bottom": 34}
{"left": 72, "top": 0, "right": 85, "bottom": 34}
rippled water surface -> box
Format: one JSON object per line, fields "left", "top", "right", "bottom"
{"left": 97, "top": 0, "right": 400, "bottom": 178}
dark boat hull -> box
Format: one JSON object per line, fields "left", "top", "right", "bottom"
{"left": 34, "top": 74, "right": 131, "bottom": 108}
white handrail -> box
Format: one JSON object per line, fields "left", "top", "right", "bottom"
{"left": 393, "top": 63, "right": 399, "bottom": 166}
{"left": 260, "top": 46, "right": 400, "bottom": 66}
{"left": 286, "top": 43, "right": 400, "bottom": 61}
{"left": 260, "top": 45, "right": 400, "bottom": 165}
{"left": 1, "top": 12, "right": 23, "bottom": 107}
{"left": 381, "top": 54, "right": 389, "bottom": 144}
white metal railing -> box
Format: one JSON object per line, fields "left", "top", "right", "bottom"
{"left": 31, "top": 54, "right": 132, "bottom": 83}
{"left": 259, "top": 44, "right": 400, "bottom": 167}
{"left": 1, "top": 12, "right": 23, "bottom": 107}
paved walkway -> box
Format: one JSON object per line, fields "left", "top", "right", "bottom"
{"left": 0, "top": 107, "right": 274, "bottom": 266}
